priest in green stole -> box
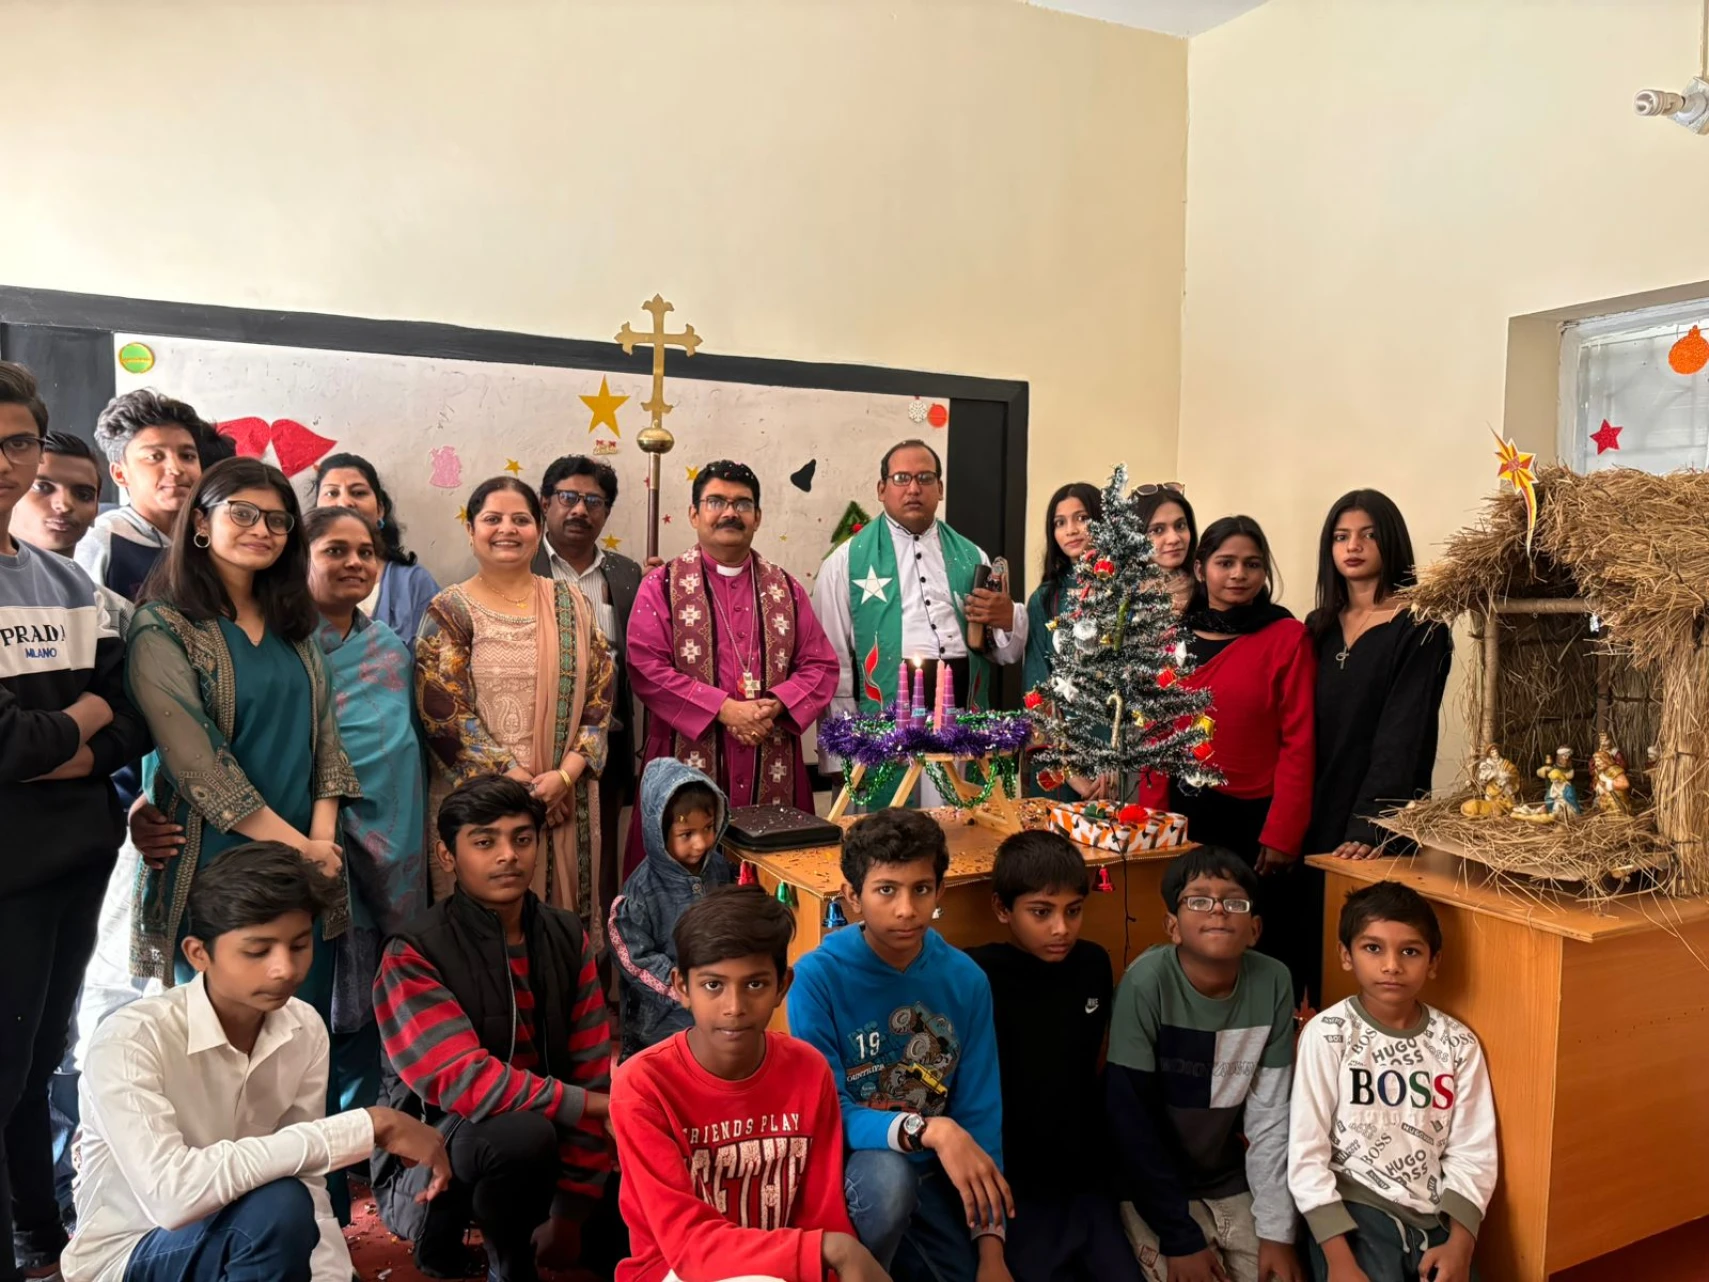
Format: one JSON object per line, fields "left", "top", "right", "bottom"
{"left": 813, "top": 439, "right": 1027, "bottom": 778}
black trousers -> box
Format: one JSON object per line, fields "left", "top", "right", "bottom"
{"left": 0, "top": 869, "right": 104, "bottom": 1281}
{"left": 418, "top": 1111, "right": 559, "bottom": 1282}
{"left": 1006, "top": 1191, "right": 1142, "bottom": 1282}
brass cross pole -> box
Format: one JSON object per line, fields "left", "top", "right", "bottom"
{"left": 616, "top": 294, "right": 702, "bottom": 560}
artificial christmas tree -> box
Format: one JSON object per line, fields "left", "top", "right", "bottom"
{"left": 1028, "top": 464, "right": 1223, "bottom": 790}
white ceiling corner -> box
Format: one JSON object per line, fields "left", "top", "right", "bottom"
{"left": 1023, "top": 0, "right": 1269, "bottom": 38}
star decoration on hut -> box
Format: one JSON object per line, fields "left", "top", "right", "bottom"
{"left": 601, "top": 534, "right": 622, "bottom": 551}
{"left": 580, "top": 377, "right": 628, "bottom": 436}
{"left": 1591, "top": 420, "right": 1623, "bottom": 454}
{"left": 1491, "top": 428, "right": 1539, "bottom": 553}
{"left": 503, "top": 458, "right": 522, "bottom": 476}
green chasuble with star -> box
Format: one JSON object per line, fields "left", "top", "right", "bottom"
{"left": 845, "top": 518, "right": 993, "bottom": 713}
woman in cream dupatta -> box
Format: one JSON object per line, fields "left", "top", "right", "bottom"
{"left": 414, "top": 477, "right": 614, "bottom": 935}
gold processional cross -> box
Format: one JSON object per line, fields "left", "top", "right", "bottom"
{"left": 616, "top": 294, "right": 702, "bottom": 560}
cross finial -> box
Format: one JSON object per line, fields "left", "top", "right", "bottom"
{"left": 616, "top": 293, "right": 702, "bottom": 446}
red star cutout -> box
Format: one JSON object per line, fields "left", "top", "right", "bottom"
{"left": 1591, "top": 419, "right": 1622, "bottom": 454}
{"left": 663, "top": 514, "right": 672, "bottom": 523}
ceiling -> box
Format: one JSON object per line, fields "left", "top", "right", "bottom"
{"left": 1024, "top": 0, "right": 1269, "bottom": 38}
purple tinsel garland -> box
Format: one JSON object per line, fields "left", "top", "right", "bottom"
{"left": 819, "top": 712, "right": 1033, "bottom": 768}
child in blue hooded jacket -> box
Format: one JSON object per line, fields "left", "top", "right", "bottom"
{"left": 609, "top": 758, "right": 735, "bottom": 1059}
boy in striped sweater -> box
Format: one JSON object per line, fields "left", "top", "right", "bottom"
{"left": 373, "top": 775, "right": 612, "bottom": 1282}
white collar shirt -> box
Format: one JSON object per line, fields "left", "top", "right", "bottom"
{"left": 62, "top": 974, "right": 374, "bottom": 1282}
{"left": 547, "top": 545, "right": 618, "bottom": 644}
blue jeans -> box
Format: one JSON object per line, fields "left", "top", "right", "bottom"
{"left": 845, "top": 1149, "right": 981, "bottom": 1282}
{"left": 122, "top": 1179, "right": 320, "bottom": 1282}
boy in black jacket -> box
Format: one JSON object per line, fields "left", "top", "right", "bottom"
{"left": 967, "top": 830, "right": 1140, "bottom": 1282}
{"left": 0, "top": 361, "right": 150, "bottom": 1281}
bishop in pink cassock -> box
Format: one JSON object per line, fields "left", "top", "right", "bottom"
{"left": 624, "top": 460, "right": 839, "bottom": 875}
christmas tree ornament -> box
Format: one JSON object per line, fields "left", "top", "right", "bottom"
{"left": 1195, "top": 714, "right": 1216, "bottom": 735}
{"left": 1095, "top": 866, "right": 1115, "bottom": 894}
{"left": 1023, "top": 690, "right": 1045, "bottom": 710}
{"left": 738, "top": 861, "right": 758, "bottom": 886}
{"left": 1669, "top": 324, "right": 1709, "bottom": 375}
{"left": 1107, "top": 693, "right": 1125, "bottom": 747}
{"left": 775, "top": 881, "right": 797, "bottom": 908}
{"left": 1093, "top": 558, "right": 1115, "bottom": 578}
{"left": 1192, "top": 740, "right": 1215, "bottom": 762}
{"left": 1037, "top": 767, "right": 1065, "bottom": 792}
{"left": 1045, "top": 617, "right": 1058, "bottom": 631}
{"left": 823, "top": 898, "right": 847, "bottom": 929}
{"left": 1157, "top": 667, "right": 1178, "bottom": 689}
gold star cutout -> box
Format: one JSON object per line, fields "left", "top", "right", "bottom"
{"left": 685, "top": 465, "right": 700, "bottom": 482}
{"left": 580, "top": 377, "right": 628, "bottom": 436}
{"left": 455, "top": 506, "right": 468, "bottom": 522}
{"left": 601, "top": 534, "right": 622, "bottom": 551}
{"left": 503, "top": 459, "right": 522, "bottom": 476}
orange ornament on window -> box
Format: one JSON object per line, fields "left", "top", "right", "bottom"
{"left": 1669, "top": 325, "right": 1709, "bottom": 375}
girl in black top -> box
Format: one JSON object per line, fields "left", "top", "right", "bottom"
{"left": 1303, "top": 490, "right": 1451, "bottom": 860}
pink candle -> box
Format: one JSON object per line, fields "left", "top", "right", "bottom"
{"left": 943, "top": 664, "right": 955, "bottom": 719}
{"left": 911, "top": 661, "right": 926, "bottom": 717}
{"left": 932, "top": 662, "right": 947, "bottom": 731}
{"left": 896, "top": 660, "right": 910, "bottom": 721}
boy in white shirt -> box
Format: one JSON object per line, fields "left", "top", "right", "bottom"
{"left": 1289, "top": 882, "right": 1497, "bottom": 1282}
{"left": 63, "top": 842, "right": 450, "bottom": 1282}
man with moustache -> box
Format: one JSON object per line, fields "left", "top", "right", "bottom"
{"left": 623, "top": 460, "right": 839, "bottom": 875}
{"left": 12, "top": 433, "right": 103, "bottom": 560}
{"left": 531, "top": 455, "right": 642, "bottom": 944}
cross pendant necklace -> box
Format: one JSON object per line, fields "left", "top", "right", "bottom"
{"left": 708, "top": 573, "right": 764, "bottom": 700}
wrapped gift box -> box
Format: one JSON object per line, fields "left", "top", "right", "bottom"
{"left": 1045, "top": 801, "right": 1189, "bottom": 854}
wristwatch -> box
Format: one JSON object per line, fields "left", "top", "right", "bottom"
{"left": 898, "top": 1112, "right": 928, "bottom": 1154}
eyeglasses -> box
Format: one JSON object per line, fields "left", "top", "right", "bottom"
{"left": 886, "top": 470, "right": 940, "bottom": 489}
{"left": 209, "top": 499, "right": 295, "bottom": 534}
{"left": 1134, "top": 481, "right": 1185, "bottom": 497}
{"left": 1178, "top": 895, "right": 1252, "bottom": 915}
{"left": 0, "top": 433, "right": 44, "bottom": 464}
{"left": 549, "top": 490, "right": 608, "bottom": 513}
{"left": 698, "top": 495, "right": 756, "bottom": 515}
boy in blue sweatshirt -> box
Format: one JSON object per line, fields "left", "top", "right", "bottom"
{"left": 789, "top": 808, "right": 1013, "bottom": 1282}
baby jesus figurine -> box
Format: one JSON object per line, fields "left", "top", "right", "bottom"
{"left": 1514, "top": 745, "right": 1582, "bottom": 823}
{"left": 1591, "top": 731, "right": 1632, "bottom": 816}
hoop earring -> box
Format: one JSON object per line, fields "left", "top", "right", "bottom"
{"left": 193, "top": 532, "right": 211, "bottom": 549}
{"left": 377, "top": 516, "right": 386, "bottom": 529}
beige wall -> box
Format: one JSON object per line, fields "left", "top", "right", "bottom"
{"left": 1, "top": 0, "right": 1187, "bottom": 584}
{"left": 1179, "top": 0, "right": 1709, "bottom": 768}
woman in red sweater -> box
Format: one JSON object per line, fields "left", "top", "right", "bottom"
{"left": 1163, "top": 515, "right": 1317, "bottom": 996}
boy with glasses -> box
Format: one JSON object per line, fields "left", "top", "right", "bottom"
{"left": 0, "top": 362, "right": 151, "bottom": 1282}
{"left": 1107, "top": 847, "right": 1303, "bottom": 1282}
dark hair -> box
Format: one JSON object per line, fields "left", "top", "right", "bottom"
{"left": 1187, "top": 514, "right": 1280, "bottom": 615}
{"left": 139, "top": 457, "right": 317, "bottom": 642}
{"left": 664, "top": 782, "right": 721, "bottom": 832}
{"left": 93, "top": 389, "right": 211, "bottom": 463}
{"left": 880, "top": 438, "right": 943, "bottom": 480}
{"left": 1305, "top": 489, "right": 1418, "bottom": 646}
{"left": 184, "top": 841, "right": 340, "bottom": 947}
{"left": 436, "top": 774, "right": 546, "bottom": 851}
{"left": 674, "top": 886, "right": 795, "bottom": 979}
{"left": 301, "top": 504, "right": 381, "bottom": 549}
{"left": 315, "top": 452, "right": 418, "bottom": 566}
{"left": 465, "top": 475, "right": 543, "bottom": 528}
{"left": 841, "top": 808, "right": 950, "bottom": 892}
{"left": 1134, "top": 488, "right": 1199, "bottom": 574}
{"left": 540, "top": 455, "right": 619, "bottom": 507}
{"left": 41, "top": 431, "right": 97, "bottom": 466}
{"left": 1338, "top": 881, "right": 1442, "bottom": 956}
{"left": 1160, "top": 845, "right": 1262, "bottom": 912}
{"left": 991, "top": 830, "right": 1089, "bottom": 908}
{"left": 1040, "top": 482, "right": 1104, "bottom": 586}
{"left": 196, "top": 426, "right": 236, "bottom": 468}
{"left": 0, "top": 361, "right": 49, "bottom": 434}
{"left": 691, "top": 459, "right": 761, "bottom": 509}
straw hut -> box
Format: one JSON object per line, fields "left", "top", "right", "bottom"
{"left": 1386, "top": 465, "right": 1709, "bottom": 897}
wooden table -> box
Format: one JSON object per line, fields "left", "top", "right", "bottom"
{"left": 1310, "top": 850, "right": 1709, "bottom": 1281}
{"left": 730, "top": 813, "right": 1184, "bottom": 1029}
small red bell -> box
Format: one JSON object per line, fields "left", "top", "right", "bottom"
{"left": 738, "top": 861, "right": 758, "bottom": 886}
{"left": 1095, "top": 866, "right": 1115, "bottom": 894}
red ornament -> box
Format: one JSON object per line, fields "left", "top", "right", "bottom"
{"left": 1093, "top": 558, "right": 1116, "bottom": 578}
{"left": 1157, "top": 667, "right": 1178, "bottom": 689}
{"left": 1591, "top": 420, "right": 1622, "bottom": 454}
{"left": 1095, "top": 866, "right": 1115, "bottom": 894}
{"left": 1023, "top": 690, "right": 1045, "bottom": 710}
{"left": 850, "top": 522, "right": 864, "bottom": 534}
{"left": 1192, "top": 741, "right": 1215, "bottom": 762}
{"left": 738, "top": 861, "right": 758, "bottom": 886}
{"left": 927, "top": 402, "right": 949, "bottom": 428}
{"left": 1117, "top": 804, "right": 1149, "bottom": 825}
{"left": 1037, "top": 769, "right": 1065, "bottom": 792}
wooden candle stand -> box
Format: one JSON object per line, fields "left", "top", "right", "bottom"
{"left": 827, "top": 752, "right": 1023, "bottom": 835}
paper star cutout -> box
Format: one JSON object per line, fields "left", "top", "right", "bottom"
{"left": 663, "top": 514, "right": 673, "bottom": 524}
{"left": 580, "top": 377, "right": 628, "bottom": 436}
{"left": 503, "top": 458, "right": 522, "bottom": 475}
{"left": 455, "top": 506, "right": 468, "bottom": 522}
{"left": 686, "top": 465, "right": 700, "bottom": 482}
{"left": 601, "top": 534, "right": 622, "bottom": 551}
{"left": 853, "top": 568, "right": 892, "bottom": 603}
{"left": 1591, "top": 419, "right": 1623, "bottom": 454}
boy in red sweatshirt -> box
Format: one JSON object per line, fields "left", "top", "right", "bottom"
{"left": 611, "top": 886, "right": 890, "bottom": 1282}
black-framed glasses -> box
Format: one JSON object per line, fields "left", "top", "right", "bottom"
{"left": 549, "top": 490, "right": 608, "bottom": 513}
{"left": 1133, "top": 481, "right": 1185, "bottom": 497}
{"left": 210, "top": 499, "right": 295, "bottom": 534}
{"left": 886, "top": 470, "right": 940, "bottom": 489}
{"left": 1179, "top": 895, "right": 1252, "bottom": 915}
{"left": 698, "top": 495, "right": 756, "bottom": 515}
{"left": 0, "top": 433, "right": 44, "bottom": 464}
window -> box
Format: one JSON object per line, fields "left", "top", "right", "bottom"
{"left": 1559, "top": 297, "right": 1709, "bottom": 473}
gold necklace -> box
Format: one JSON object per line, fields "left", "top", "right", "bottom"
{"left": 477, "top": 574, "right": 533, "bottom": 607}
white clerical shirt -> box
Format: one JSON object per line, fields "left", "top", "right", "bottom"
{"left": 62, "top": 974, "right": 374, "bottom": 1282}
{"left": 547, "top": 545, "right": 619, "bottom": 644}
